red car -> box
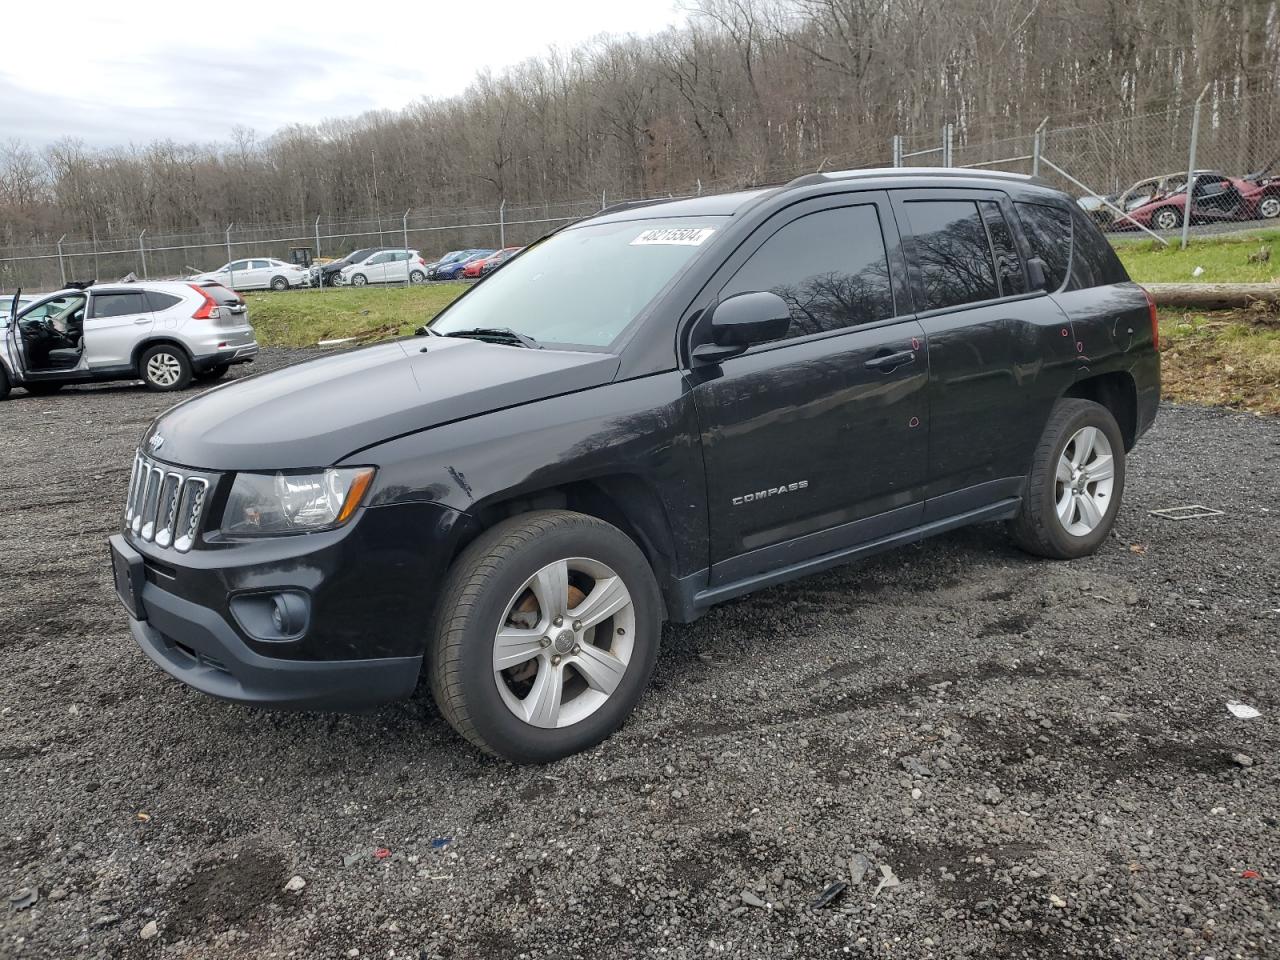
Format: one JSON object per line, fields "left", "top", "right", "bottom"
{"left": 1105, "top": 169, "right": 1280, "bottom": 231}
{"left": 462, "top": 246, "right": 522, "bottom": 279}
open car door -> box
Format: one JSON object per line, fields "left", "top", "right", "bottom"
{"left": 4, "top": 288, "right": 29, "bottom": 382}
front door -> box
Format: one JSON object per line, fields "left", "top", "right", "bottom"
{"left": 84, "top": 288, "right": 154, "bottom": 368}
{"left": 687, "top": 192, "right": 930, "bottom": 585}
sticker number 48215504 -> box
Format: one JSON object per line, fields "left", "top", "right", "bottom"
{"left": 630, "top": 227, "right": 716, "bottom": 246}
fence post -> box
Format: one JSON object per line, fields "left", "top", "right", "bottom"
{"left": 1181, "top": 83, "right": 1211, "bottom": 250}
{"left": 403, "top": 208, "right": 412, "bottom": 286}
{"left": 499, "top": 199, "right": 506, "bottom": 249}
{"left": 1032, "top": 117, "right": 1049, "bottom": 178}
{"left": 56, "top": 234, "right": 67, "bottom": 286}
{"left": 943, "top": 124, "right": 954, "bottom": 167}
{"left": 601, "top": 190, "right": 606, "bottom": 211}
{"left": 225, "top": 223, "right": 235, "bottom": 289}
{"left": 314, "top": 215, "right": 321, "bottom": 259}
{"left": 138, "top": 229, "right": 148, "bottom": 279}
{"left": 892, "top": 135, "right": 902, "bottom": 168}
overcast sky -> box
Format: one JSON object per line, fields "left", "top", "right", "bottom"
{"left": 2, "top": 0, "right": 686, "bottom": 149}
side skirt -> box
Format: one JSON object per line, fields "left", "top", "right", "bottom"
{"left": 667, "top": 498, "right": 1021, "bottom": 622}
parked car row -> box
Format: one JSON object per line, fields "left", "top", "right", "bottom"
{"left": 193, "top": 258, "right": 310, "bottom": 291}
{"left": 1078, "top": 167, "right": 1280, "bottom": 231}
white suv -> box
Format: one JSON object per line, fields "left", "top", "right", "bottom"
{"left": 0, "top": 281, "right": 258, "bottom": 399}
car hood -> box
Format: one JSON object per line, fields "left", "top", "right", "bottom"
{"left": 145, "top": 337, "right": 620, "bottom": 470}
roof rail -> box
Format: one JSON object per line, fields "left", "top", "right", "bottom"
{"left": 599, "top": 196, "right": 691, "bottom": 216}
{"left": 792, "top": 166, "right": 1032, "bottom": 187}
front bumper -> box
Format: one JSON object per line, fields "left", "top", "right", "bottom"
{"left": 127, "top": 577, "right": 420, "bottom": 710}
{"left": 110, "top": 498, "right": 480, "bottom": 712}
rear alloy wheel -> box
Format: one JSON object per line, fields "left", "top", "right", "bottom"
{"left": 1152, "top": 207, "right": 1181, "bottom": 231}
{"left": 270, "top": 276, "right": 289, "bottom": 291}
{"left": 139, "top": 345, "right": 192, "bottom": 392}
{"left": 351, "top": 273, "right": 368, "bottom": 287}
{"left": 409, "top": 270, "right": 426, "bottom": 284}
{"left": 430, "top": 510, "right": 661, "bottom": 763}
{"left": 1259, "top": 196, "right": 1280, "bottom": 219}
{"left": 1009, "top": 398, "right": 1125, "bottom": 560}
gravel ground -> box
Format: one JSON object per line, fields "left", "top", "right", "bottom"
{"left": 1, "top": 350, "right": 1278, "bottom": 960}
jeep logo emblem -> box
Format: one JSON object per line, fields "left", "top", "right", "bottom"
{"left": 148, "top": 434, "right": 164, "bottom": 452}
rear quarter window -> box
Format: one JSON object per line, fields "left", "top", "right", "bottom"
{"left": 1068, "top": 207, "right": 1129, "bottom": 288}
{"left": 1014, "top": 202, "right": 1072, "bottom": 292}
{"left": 145, "top": 291, "right": 183, "bottom": 311}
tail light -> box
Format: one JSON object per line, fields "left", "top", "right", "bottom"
{"left": 188, "top": 284, "right": 221, "bottom": 320}
{"left": 417, "top": 257, "right": 426, "bottom": 266}
{"left": 1141, "top": 286, "right": 1159, "bottom": 350}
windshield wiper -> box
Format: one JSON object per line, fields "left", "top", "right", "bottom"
{"left": 440, "top": 327, "right": 542, "bottom": 349}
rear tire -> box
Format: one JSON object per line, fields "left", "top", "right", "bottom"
{"left": 1009, "top": 399, "right": 1126, "bottom": 560}
{"left": 1152, "top": 207, "right": 1181, "bottom": 231}
{"left": 409, "top": 270, "right": 426, "bottom": 284}
{"left": 139, "top": 344, "right": 192, "bottom": 392}
{"left": 270, "top": 276, "right": 289, "bottom": 291}
{"left": 1259, "top": 196, "right": 1280, "bottom": 219}
{"left": 429, "top": 510, "right": 662, "bottom": 763}
{"left": 196, "top": 363, "right": 231, "bottom": 383}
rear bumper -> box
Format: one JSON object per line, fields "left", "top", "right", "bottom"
{"left": 194, "top": 342, "right": 259, "bottom": 372}
{"left": 129, "top": 583, "right": 420, "bottom": 711}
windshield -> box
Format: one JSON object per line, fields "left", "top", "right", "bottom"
{"left": 431, "top": 217, "right": 726, "bottom": 347}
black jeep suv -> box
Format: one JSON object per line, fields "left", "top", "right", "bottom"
{"left": 109, "top": 168, "right": 1159, "bottom": 763}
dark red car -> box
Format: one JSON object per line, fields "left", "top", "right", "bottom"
{"left": 1105, "top": 169, "right": 1280, "bottom": 231}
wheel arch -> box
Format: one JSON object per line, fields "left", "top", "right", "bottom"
{"left": 131, "top": 337, "right": 194, "bottom": 373}
{"left": 1064, "top": 370, "right": 1138, "bottom": 450}
{"left": 460, "top": 475, "right": 680, "bottom": 620}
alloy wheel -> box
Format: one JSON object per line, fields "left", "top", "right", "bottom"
{"left": 493, "top": 557, "right": 636, "bottom": 729}
{"left": 1154, "top": 209, "right": 1180, "bottom": 230}
{"left": 1260, "top": 197, "right": 1280, "bottom": 219}
{"left": 1055, "top": 426, "right": 1115, "bottom": 536}
{"left": 146, "top": 352, "right": 182, "bottom": 387}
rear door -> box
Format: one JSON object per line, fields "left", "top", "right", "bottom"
{"left": 84, "top": 289, "right": 154, "bottom": 368}
{"left": 364, "top": 252, "right": 392, "bottom": 282}
{"left": 892, "top": 189, "right": 1078, "bottom": 514}
{"left": 688, "top": 191, "right": 930, "bottom": 584}
{"left": 385, "top": 251, "right": 410, "bottom": 283}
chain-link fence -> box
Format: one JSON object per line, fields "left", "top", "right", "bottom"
{"left": 4, "top": 89, "right": 1276, "bottom": 294}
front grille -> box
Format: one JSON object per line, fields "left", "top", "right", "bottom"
{"left": 124, "top": 452, "right": 211, "bottom": 552}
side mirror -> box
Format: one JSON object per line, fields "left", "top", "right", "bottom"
{"left": 692, "top": 291, "right": 791, "bottom": 363}
{"left": 1026, "top": 256, "right": 1049, "bottom": 292}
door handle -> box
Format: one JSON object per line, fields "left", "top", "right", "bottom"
{"left": 134, "top": 318, "right": 150, "bottom": 324}
{"left": 864, "top": 349, "right": 916, "bottom": 372}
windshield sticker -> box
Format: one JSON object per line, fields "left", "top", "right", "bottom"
{"left": 630, "top": 227, "right": 716, "bottom": 247}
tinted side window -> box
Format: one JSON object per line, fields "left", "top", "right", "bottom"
{"left": 978, "top": 200, "right": 1026, "bottom": 296}
{"left": 1014, "top": 203, "right": 1072, "bottom": 292}
{"left": 1068, "top": 207, "right": 1128, "bottom": 289}
{"left": 145, "top": 291, "right": 183, "bottom": 311}
{"left": 906, "top": 200, "right": 999, "bottom": 310}
{"left": 89, "top": 293, "right": 146, "bottom": 319}
{"left": 720, "top": 205, "right": 895, "bottom": 341}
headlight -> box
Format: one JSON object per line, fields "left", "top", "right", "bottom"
{"left": 221, "top": 467, "right": 375, "bottom": 536}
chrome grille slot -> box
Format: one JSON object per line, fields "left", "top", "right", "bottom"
{"left": 122, "top": 452, "right": 213, "bottom": 553}
{"left": 154, "top": 473, "right": 182, "bottom": 548}
{"left": 173, "top": 478, "right": 208, "bottom": 553}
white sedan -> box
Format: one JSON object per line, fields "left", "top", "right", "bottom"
{"left": 194, "top": 258, "right": 309, "bottom": 291}
{"left": 338, "top": 249, "right": 429, "bottom": 287}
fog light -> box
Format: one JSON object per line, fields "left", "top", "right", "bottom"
{"left": 229, "top": 590, "right": 310, "bottom": 642}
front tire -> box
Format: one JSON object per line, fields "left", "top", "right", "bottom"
{"left": 429, "top": 510, "right": 662, "bottom": 763}
{"left": 1009, "top": 399, "right": 1126, "bottom": 560}
{"left": 351, "top": 273, "right": 368, "bottom": 287}
{"left": 0, "top": 364, "right": 9, "bottom": 400}
{"left": 139, "top": 344, "right": 192, "bottom": 392}
{"left": 1259, "top": 196, "right": 1280, "bottom": 219}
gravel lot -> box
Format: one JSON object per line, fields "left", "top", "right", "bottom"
{"left": 1, "top": 349, "right": 1278, "bottom": 960}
